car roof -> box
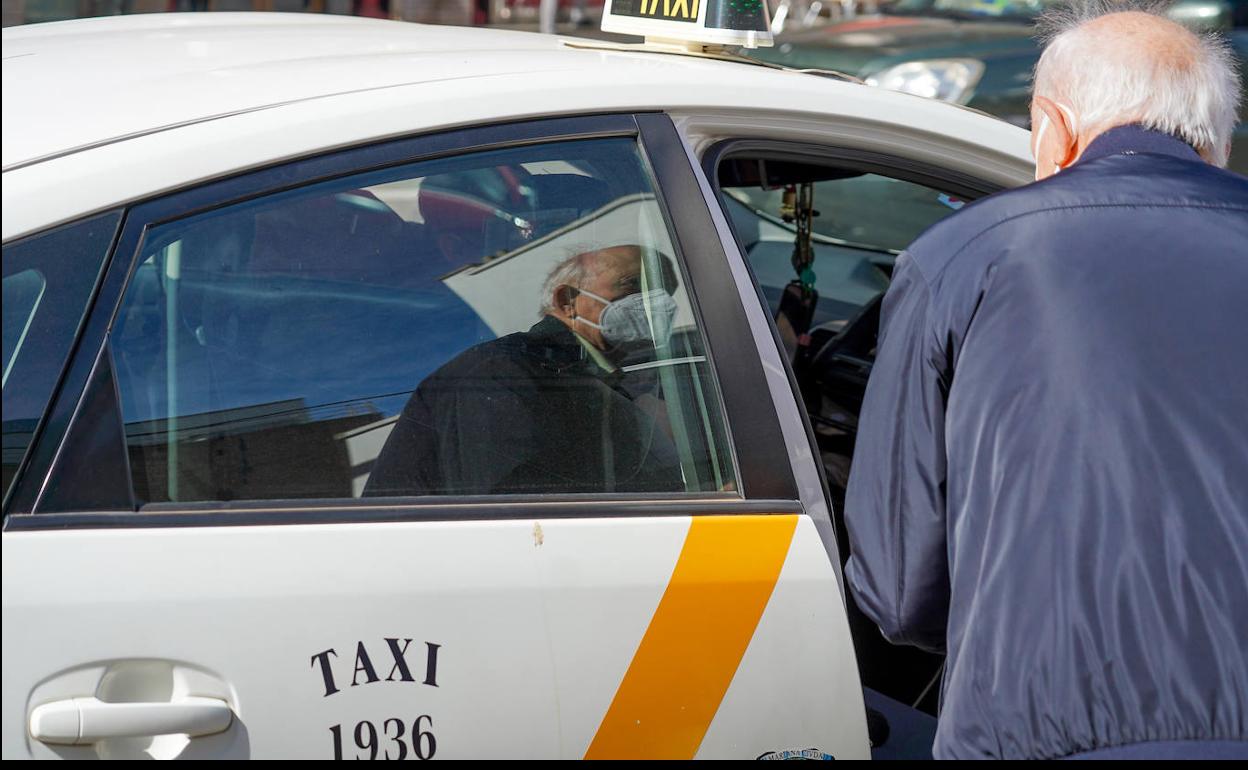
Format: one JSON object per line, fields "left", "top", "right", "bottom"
{"left": 2, "top": 13, "right": 1032, "bottom": 242}
{"left": 1, "top": 13, "right": 580, "bottom": 170}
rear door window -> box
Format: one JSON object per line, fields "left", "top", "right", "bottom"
{"left": 112, "top": 137, "right": 735, "bottom": 504}
{"left": 2, "top": 213, "right": 120, "bottom": 500}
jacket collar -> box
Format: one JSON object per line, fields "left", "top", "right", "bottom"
{"left": 523, "top": 315, "right": 621, "bottom": 381}
{"left": 1078, "top": 124, "right": 1202, "bottom": 165}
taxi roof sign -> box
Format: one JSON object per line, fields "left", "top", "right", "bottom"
{"left": 601, "top": 0, "right": 773, "bottom": 49}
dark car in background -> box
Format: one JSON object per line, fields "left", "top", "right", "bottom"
{"left": 751, "top": 0, "right": 1248, "bottom": 173}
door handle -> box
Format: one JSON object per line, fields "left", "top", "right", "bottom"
{"left": 29, "top": 696, "right": 233, "bottom": 745}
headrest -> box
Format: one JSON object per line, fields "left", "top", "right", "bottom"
{"left": 417, "top": 187, "right": 502, "bottom": 234}
{"left": 526, "top": 174, "right": 613, "bottom": 237}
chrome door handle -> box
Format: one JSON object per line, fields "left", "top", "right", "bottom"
{"left": 29, "top": 696, "right": 233, "bottom": 745}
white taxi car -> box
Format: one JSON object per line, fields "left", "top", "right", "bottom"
{"left": 2, "top": 6, "right": 1031, "bottom": 760}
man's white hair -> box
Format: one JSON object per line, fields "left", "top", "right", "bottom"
{"left": 540, "top": 245, "right": 599, "bottom": 315}
{"left": 1033, "top": 0, "right": 1241, "bottom": 166}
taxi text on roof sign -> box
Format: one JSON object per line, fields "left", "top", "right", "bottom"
{"left": 602, "top": 0, "right": 773, "bottom": 48}
{"left": 615, "top": 0, "right": 700, "bottom": 24}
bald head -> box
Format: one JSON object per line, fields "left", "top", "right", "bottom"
{"left": 1081, "top": 9, "right": 1199, "bottom": 55}
{"left": 1031, "top": 0, "right": 1240, "bottom": 172}
{"left": 1062, "top": 10, "right": 1205, "bottom": 100}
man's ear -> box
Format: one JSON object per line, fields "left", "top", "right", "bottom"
{"left": 1033, "top": 95, "right": 1079, "bottom": 168}
{"left": 552, "top": 285, "right": 578, "bottom": 317}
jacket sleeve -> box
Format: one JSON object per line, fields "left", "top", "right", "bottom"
{"left": 843, "top": 252, "right": 951, "bottom": 654}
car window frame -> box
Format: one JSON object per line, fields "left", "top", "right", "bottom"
{"left": 5, "top": 113, "right": 802, "bottom": 530}
{"left": 1, "top": 211, "right": 124, "bottom": 515}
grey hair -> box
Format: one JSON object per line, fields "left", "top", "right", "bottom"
{"left": 540, "top": 245, "right": 598, "bottom": 315}
{"left": 1033, "top": 0, "right": 1241, "bottom": 166}
{"left": 539, "top": 244, "right": 679, "bottom": 315}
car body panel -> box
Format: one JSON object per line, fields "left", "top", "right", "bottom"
{"left": 2, "top": 514, "right": 866, "bottom": 759}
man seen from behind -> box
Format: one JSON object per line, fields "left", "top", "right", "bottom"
{"left": 844, "top": 0, "right": 1248, "bottom": 759}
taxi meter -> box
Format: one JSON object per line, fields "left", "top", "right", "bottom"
{"left": 601, "top": 0, "right": 773, "bottom": 48}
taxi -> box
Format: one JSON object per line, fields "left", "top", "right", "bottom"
{"left": 1, "top": 3, "right": 1032, "bottom": 760}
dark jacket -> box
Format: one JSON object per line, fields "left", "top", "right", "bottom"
{"left": 843, "top": 126, "right": 1248, "bottom": 759}
{"left": 366, "top": 315, "right": 683, "bottom": 496}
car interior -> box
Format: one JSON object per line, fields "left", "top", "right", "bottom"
{"left": 716, "top": 151, "right": 990, "bottom": 724}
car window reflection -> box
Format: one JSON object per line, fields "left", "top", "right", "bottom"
{"left": 112, "top": 138, "right": 735, "bottom": 504}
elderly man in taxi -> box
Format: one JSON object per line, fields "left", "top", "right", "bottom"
{"left": 366, "top": 243, "right": 684, "bottom": 498}
{"left": 843, "top": 0, "right": 1248, "bottom": 761}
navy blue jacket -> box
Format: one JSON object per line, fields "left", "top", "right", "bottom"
{"left": 843, "top": 126, "right": 1248, "bottom": 759}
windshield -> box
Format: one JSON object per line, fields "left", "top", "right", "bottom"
{"left": 885, "top": 0, "right": 1060, "bottom": 21}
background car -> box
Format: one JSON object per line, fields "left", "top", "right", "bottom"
{"left": 748, "top": 0, "right": 1248, "bottom": 173}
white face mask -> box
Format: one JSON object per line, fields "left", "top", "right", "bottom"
{"left": 575, "top": 287, "right": 678, "bottom": 348}
{"left": 1033, "top": 102, "right": 1079, "bottom": 181}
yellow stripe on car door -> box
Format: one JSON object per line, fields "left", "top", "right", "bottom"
{"left": 585, "top": 514, "right": 799, "bottom": 759}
